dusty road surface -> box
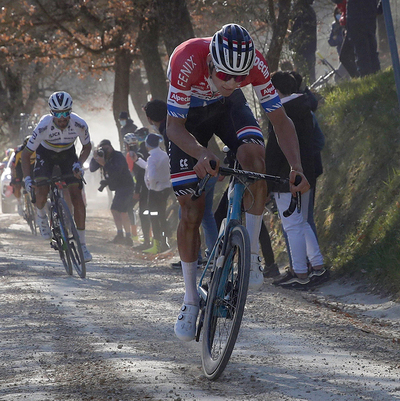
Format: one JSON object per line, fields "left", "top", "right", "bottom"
{"left": 1, "top": 202, "right": 400, "bottom": 401}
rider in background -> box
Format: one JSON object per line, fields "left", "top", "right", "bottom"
{"left": 11, "top": 135, "right": 35, "bottom": 216}
{"left": 167, "top": 23, "right": 309, "bottom": 342}
{"left": 21, "top": 91, "right": 92, "bottom": 262}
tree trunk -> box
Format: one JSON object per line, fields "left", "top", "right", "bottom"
{"left": 266, "top": 0, "right": 292, "bottom": 72}
{"left": 137, "top": 17, "right": 168, "bottom": 102}
{"left": 155, "top": 0, "right": 195, "bottom": 56}
{"left": 113, "top": 48, "right": 132, "bottom": 151}
{"left": 129, "top": 67, "right": 149, "bottom": 127}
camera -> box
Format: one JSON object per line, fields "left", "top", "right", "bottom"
{"left": 97, "top": 148, "right": 105, "bottom": 157}
{"left": 98, "top": 180, "right": 108, "bottom": 192}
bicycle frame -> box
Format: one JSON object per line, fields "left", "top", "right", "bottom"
{"left": 198, "top": 175, "right": 245, "bottom": 304}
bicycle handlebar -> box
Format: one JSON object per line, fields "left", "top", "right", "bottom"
{"left": 30, "top": 173, "right": 85, "bottom": 204}
{"left": 191, "top": 161, "right": 301, "bottom": 217}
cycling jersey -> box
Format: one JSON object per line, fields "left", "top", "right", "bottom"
{"left": 11, "top": 144, "right": 35, "bottom": 182}
{"left": 166, "top": 37, "right": 282, "bottom": 119}
{"left": 26, "top": 113, "right": 90, "bottom": 153}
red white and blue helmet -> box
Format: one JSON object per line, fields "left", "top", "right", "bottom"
{"left": 210, "top": 24, "right": 255, "bottom": 75}
{"left": 48, "top": 91, "right": 73, "bottom": 111}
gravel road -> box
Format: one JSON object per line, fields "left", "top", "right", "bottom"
{"left": 1, "top": 204, "right": 400, "bottom": 401}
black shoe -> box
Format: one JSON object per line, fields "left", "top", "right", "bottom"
{"left": 308, "top": 267, "right": 330, "bottom": 285}
{"left": 132, "top": 241, "right": 151, "bottom": 251}
{"left": 272, "top": 269, "right": 295, "bottom": 286}
{"left": 279, "top": 276, "right": 310, "bottom": 290}
{"left": 125, "top": 236, "right": 134, "bottom": 246}
{"left": 110, "top": 233, "right": 124, "bottom": 244}
{"left": 171, "top": 261, "right": 182, "bottom": 269}
{"left": 263, "top": 263, "right": 280, "bottom": 278}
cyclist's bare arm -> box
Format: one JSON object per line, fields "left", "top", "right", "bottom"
{"left": 21, "top": 147, "right": 34, "bottom": 179}
{"left": 267, "top": 107, "right": 310, "bottom": 195}
{"left": 78, "top": 142, "right": 92, "bottom": 165}
{"left": 166, "top": 115, "right": 219, "bottom": 179}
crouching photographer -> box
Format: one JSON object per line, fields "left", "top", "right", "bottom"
{"left": 90, "top": 139, "right": 135, "bottom": 245}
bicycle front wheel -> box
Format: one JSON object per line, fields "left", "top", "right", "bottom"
{"left": 57, "top": 198, "right": 86, "bottom": 278}
{"left": 201, "top": 224, "right": 250, "bottom": 380}
{"left": 50, "top": 205, "right": 73, "bottom": 276}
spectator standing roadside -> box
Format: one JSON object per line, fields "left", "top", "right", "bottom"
{"left": 144, "top": 100, "right": 169, "bottom": 150}
{"left": 345, "top": 0, "right": 381, "bottom": 77}
{"left": 265, "top": 71, "right": 327, "bottom": 289}
{"left": 129, "top": 128, "right": 152, "bottom": 251}
{"left": 119, "top": 111, "right": 138, "bottom": 143}
{"left": 133, "top": 133, "right": 172, "bottom": 254}
{"left": 90, "top": 139, "right": 135, "bottom": 246}
{"left": 288, "top": 0, "right": 317, "bottom": 84}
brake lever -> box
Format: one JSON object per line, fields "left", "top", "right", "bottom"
{"left": 283, "top": 175, "right": 302, "bottom": 217}
{"left": 191, "top": 160, "right": 217, "bottom": 201}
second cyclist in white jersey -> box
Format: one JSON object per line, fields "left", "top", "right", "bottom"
{"left": 21, "top": 91, "right": 93, "bottom": 262}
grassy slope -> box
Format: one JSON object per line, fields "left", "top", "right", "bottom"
{"left": 315, "top": 68, "right": 400, "bottom": 298}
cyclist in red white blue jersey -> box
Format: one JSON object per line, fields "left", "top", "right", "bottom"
{"left": 166, "top": 24, "right": 310, "bottom": 342}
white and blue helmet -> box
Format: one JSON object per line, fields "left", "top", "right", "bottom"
{"left": 48, "top": 91, "right": 73, "bottom": 111}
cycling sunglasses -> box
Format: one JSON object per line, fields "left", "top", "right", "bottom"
{"left": 215, "top": 70, "right": 248, "bottom": 83}
{"left": 51, "top": 110, "right": 72, "bottom": 118}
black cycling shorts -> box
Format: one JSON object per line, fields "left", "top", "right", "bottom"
{"left": 33, "top": 145, "right": 80, "bottom": 186}
{"left": 111, "top": 187, "right": 134, "bottom": 213}
{"left": 169, "top": 89, "right": 264, "bottom": 197}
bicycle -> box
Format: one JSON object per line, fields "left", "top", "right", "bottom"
{"left": 192, "top": 157, "right": 300, "bottom": 380}
{"left": 21, "top": 187, "right": 37, "bottom": 235}
{"left": 32, "top": 174, "right": 86, "bottom": 278}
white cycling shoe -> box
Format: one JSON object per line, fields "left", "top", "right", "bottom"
{"left": 174, "top": 304, "right": 199, "bottom": 342}
{"left": 249, "top": 254, "right": 264, "bottom": 291}
{"left": 36, "top": 215, "right": 51, "bottom": 240}
{"left": 81, "top": 245, "right": 92, "bottom": 262}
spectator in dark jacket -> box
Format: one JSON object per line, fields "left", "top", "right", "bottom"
{"left": 265, "top": 71, "right": 326, "bottom": 289}
{"left": 288, "top": 0, "right": 317, "bottom": 84}
{"left": 144, "top": 99, "right": 169, "bottom": 151}
{"left": 346, "top": 0, "right": 381, "bottom": 76}
{"left": 130, "top": 128, "right": 152, "bottom": 251}
{"left": 119, "top": 111, "right": 138, "bottom": 140}
{"left": 90, "top": 139, "right": 135, "bottom": 245}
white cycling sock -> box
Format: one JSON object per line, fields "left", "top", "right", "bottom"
{"left": 36, "top": 206, "right": 46, "bottom": 218}
{"left": 77, "top": 229, "right": 86, "bottom": 245}
{"left": 181, "top": 261, "right": 200, "bottom": 306}
{"left": 245, "top": 213, "right": 262, "bottom": 255}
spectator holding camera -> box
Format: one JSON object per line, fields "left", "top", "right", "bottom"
{"left": 89, "top": 139, "right": 134, "bottom": 245}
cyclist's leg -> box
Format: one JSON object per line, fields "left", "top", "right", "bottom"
{"left": 32, "top": 145, "right": 52, "bottom": 210}
{"left": 170, "top": 142, "right": 205, "bottom": 341}
{"left": 215, "top": 90, "right": 266, "bottom": 288}
{"left": 58, "top": 147, "right": 85, "bottom": 230}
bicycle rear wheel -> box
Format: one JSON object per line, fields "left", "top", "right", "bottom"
{"left": 57, "top": 198, "right": 86, "bottom": 278}
{"left": 201, "top": 224, "right": 250, "bottom": 380}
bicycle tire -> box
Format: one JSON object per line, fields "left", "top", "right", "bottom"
{"left": 57, "top": 198, "right": 86, "bottom": 278}
{"left": 201, "top": 224, "right": 250, "bottom": 380}
{"left": 51, "top": 204, "right": 73, "bottom": 276}
{"left": 24, "top": 194, "right": 37, "bottom": 235}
